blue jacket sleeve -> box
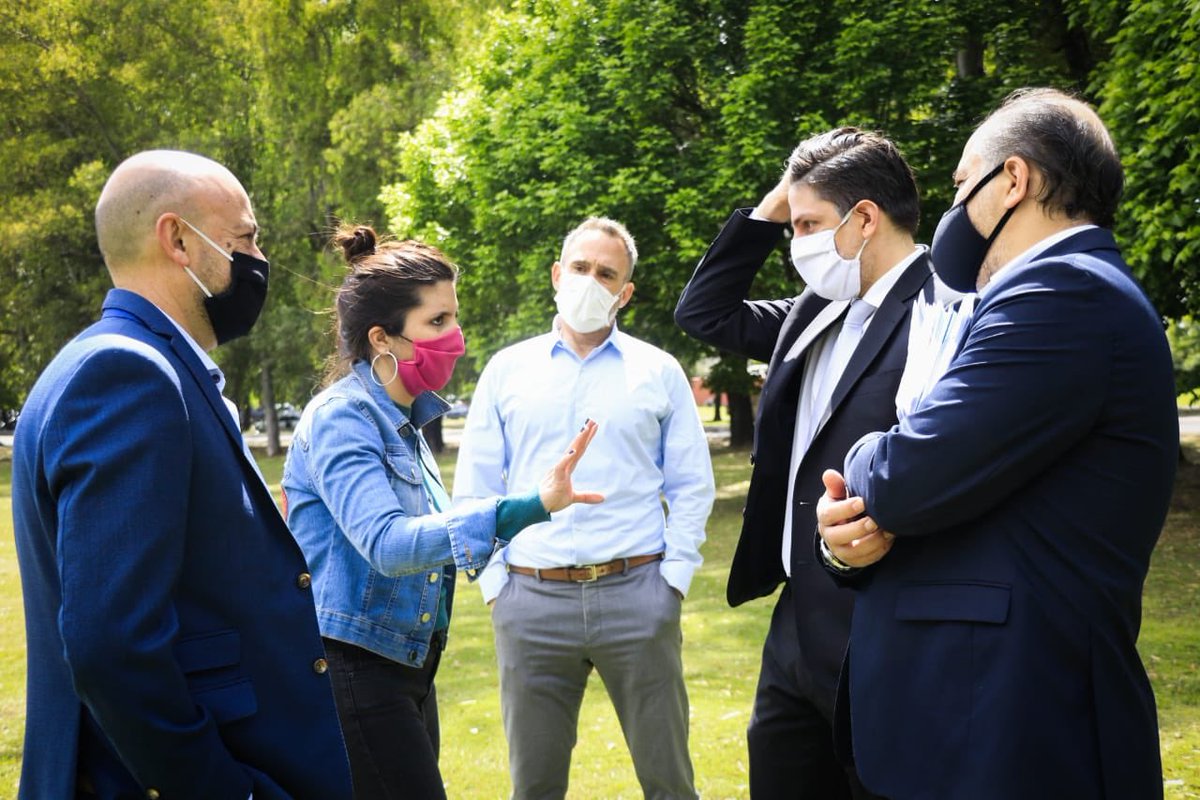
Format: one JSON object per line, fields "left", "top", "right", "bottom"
{"left": 306, "top": 396, "right": 499, "bottom": 577}
{"left": 845, "top": 264, "right": 1108, "bottom": 536}
{"left": 46, "top": 345, "right": 254, "bottom": 796}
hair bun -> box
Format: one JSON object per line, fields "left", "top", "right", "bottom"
{"left": 334, "top": 224, "right": 378, "bottom": 264}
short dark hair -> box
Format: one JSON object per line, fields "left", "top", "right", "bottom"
{"left": 786, "top": 127, "right": 921, "bottom": 235}
{"left": 324, "top": 224, "right": 457, "bottom": 383}
{"left": 980, "top": 88, "right": 1123, "bottom": 228}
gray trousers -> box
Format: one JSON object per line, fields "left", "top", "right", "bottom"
{"left": 491, "top": 562, "right": 697, "bottom": 800}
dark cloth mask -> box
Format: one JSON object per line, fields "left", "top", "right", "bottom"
{"left": 930, "top": 163, "right": 1018, "bottom": 292}
{"left": 180, "top": 218, "right": 270, "bottom": 344}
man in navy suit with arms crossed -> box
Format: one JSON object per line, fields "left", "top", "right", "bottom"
{"left": 818, "top": 89, "right": 1178, "bottom": 799}
{"left": 11, "top": 151, "right": 352, "bottom": 798}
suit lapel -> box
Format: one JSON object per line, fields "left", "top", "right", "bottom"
{"left": 780, "top": 296, "right": 847, "bottom": 366}
{"left": 101, "top": 291, "right": 261, "bottom": 476}
{"left": 824, "top": 255, "right": 932, "bottom": 424}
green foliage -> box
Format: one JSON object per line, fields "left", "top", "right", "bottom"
{"left": 383, "top": 0, "right": 1114, "bottom": 416}
{"left": 1094, "top": 0, "right": 1200, "bottom": 320}
{"left": 0, "top": 0, "right": 498, "bottom": 413}
{"left": 1168, "top": 317, "right": 1200, "bottom": 401}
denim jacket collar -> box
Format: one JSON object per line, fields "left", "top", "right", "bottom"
{"left": 350, "top": 360, "right": 450, "bottom": 433}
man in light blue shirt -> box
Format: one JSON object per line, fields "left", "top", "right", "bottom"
{"left": 454, "top": 217, "right": 715, "bottom": 799}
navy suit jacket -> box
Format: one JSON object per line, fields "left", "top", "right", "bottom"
{"left": 12, "top": 290, "right": 352, "bottom": 799}
{"left": 841, "top": 228, "right": 1177, "bottom": 799}
{"left": 676, "top": 209, "right": 948, "bottom": 716}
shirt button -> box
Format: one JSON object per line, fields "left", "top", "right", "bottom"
{"left": 420, "top": 612, "right": 431, "bottom": 623}
{"left": 313, "top": 658, "right": 328, "bottom": 675}
{"left": 297, "top": 572, "right": 312, "bottom": 589}
{"left": 466, "top": 568, "right": 476, "bottom": 577}
{"left": 428, "top": 572, "right": 439, "bottom": 583}
{"left": 146, "top": 790, "right": 160, "bottom": 800}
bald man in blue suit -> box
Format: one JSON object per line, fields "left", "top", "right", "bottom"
{"left": 11, "top": 151, "right": 352, "bottom": 798}
{"left": 817, "top": 89, "right": 1177, "bottom": 799}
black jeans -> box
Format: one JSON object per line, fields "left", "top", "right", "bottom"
{"left": 324, "top": 634, "right": 446, "bottom": 800}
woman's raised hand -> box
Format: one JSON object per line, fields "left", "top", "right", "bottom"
{"left": 538, "top": 418, "right": 605, "bottom": 513}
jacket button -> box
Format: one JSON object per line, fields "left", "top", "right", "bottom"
{"left": 420, "top": 612, "right": 431, "bottom": 623}
{"left": 313, "top": 658, "right": 328, "bottom": 674}
{"left": 408, "top": 649, "right": 418, "bottom": 661}
{"left": 297, "top": 572, "right": 312, "bottom": 589}
{"left": 146, "top": 791, "right": 160, "bottom": 800}
{"left": 428, "top": 572, "right": 439, "bottom": 583}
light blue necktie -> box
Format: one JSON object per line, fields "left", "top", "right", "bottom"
{"left": 815, "top": 298, "right": 875, "bottom": 419}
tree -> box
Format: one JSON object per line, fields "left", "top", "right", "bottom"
{"left": 383, "top": 0, "right": 1094, "bottom": 445}
{"left": 0, "top": 0, "right": 498, "bottom": 440}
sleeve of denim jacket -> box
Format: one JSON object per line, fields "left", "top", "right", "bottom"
{"left": 305, "top": 396, "right": 498, "bottom": 578}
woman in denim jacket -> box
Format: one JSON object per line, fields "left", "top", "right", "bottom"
{"left": 282, "top": 225, "right": 601, "bottom": 800}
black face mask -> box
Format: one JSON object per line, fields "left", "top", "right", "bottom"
{"left": 180, "top": 218, "right": 270, "bottom": 345}
{"left": 929, "top": 163, "right": 1018, "bottom": 293}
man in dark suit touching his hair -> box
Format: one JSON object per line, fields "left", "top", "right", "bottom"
{"left": 676, "top": 128, "right": 951, "bottom": 799}
{"left": 819, "top": 88, "right": 1177, "bottom": 799}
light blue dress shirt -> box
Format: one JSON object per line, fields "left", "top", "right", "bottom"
{"left": 453, "top": 322, "right": 715, "bottom": 604}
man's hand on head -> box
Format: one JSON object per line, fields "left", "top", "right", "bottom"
{"left": 816, "top": 469, "right": 895, "bottom": 569}
{"left": 752, "top": 171, "right": 793, "bottom": 223}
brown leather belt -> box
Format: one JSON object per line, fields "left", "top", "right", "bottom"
{"left": 506, "top": 553, "right": 663, "bottom": 583}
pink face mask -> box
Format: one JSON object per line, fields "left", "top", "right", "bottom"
{"left": 395, "top": 326, "right": 465, "bottom": 396}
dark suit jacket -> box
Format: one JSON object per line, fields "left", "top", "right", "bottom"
{"left": 675, "top": 209, "right": 946, "bottom": 715}
{"left": 841, "top": 227, "right": 1177, "bottom": 799}
{"left": 11, "top": 290, "right": 353, "bottom": 799}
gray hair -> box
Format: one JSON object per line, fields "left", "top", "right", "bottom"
{"left": 559, "top": 217, "right": 638, "bottom": 280}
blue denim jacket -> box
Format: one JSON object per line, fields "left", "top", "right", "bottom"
{"left": 282, "top": 361, "right": 498, "bottom": 667}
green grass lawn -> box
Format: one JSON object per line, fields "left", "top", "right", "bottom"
{"left": 1, "top": 444, "right": 1198, "bottom": 798}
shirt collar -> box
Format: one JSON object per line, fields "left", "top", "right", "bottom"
{"left": 981, "top": 224, "right": 1098, "bottom": 296}
{"left": 549, "top": 315, "right": 625, "bottom": 358}
{"left": 860, "top": 245, "right": 926, "bottom": 309}
{"left": 152, "top": 302, "right": 225, "bottom": 393}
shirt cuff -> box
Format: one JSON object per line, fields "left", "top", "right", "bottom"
{"left": 478, "top": 550, "right": 509, "bottom": 604}
{"left": 495, "top": 489, "right": 550, "bottom": 542}
{"left": 819, "top": 535, "right": 861, "bottom": 575}
{"left": 660, "top": 559, "right": 697, "bottom": 598}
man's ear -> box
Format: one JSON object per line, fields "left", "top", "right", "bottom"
{"left": 551, "top": 261, "right": 562, "bottom": 290}
{"left": 854, "top": 200, "right": 883, "bottom": 240}
{"left": 1002, "top": 156, "right": 1032, "bottom": 210}
{"left": 156, "top": 213, "right": 189, "bottom": 268}
{"left": 617, "top": 281, "right": 635, "bottom": 308}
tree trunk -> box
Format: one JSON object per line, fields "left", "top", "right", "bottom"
{"left": 261, "top": 365, "right": 281, "bottom": 458}
{"left": 727, "top": 391, "right": 754, "bottom": 449}
{"left": 712, "top": 393, "right": 722, "bottom": 422}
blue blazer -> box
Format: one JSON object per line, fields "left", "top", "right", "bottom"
{"left": 11, "top": 290, "right": 352, "bottom": 799}
{"left": 841, "top": 228, "right": 1177, "bottom": 799}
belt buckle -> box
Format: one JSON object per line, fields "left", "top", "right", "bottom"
{"left": 578, "top": 564, "right": 599, "bottom": 582}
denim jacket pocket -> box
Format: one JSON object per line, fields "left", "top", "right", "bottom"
{"left": 383, "top": 446, "right": 427, "bottom": 514}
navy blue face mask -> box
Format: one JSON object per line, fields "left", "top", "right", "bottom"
{"left": 930, "top": 163, "right": 1017, "bottom": 292}
{"left": 180, "top": 218, "right": 270, "bottom": 345}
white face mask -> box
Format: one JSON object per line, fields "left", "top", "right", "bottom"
{"left": 789, "top": 208, "right": 868, "bottom": 301}
{"left": 554, "top": 271, "right": 622, "bottom": 333}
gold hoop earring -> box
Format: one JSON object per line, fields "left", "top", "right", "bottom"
{"left": 370, "top": 351, "right": 399, "bottom": 387}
